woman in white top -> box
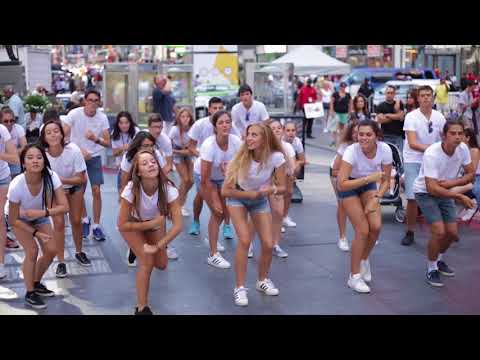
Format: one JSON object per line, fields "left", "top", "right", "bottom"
{"left": 2, "top": 107, "right": 27, "bottom": 177}
{"left": 330, "top": 122, "right": 358, "bottom": 252}
{"left": 0, "top": 116, "right": 20, "bottom": 281}
{"left": 39, "top": 120, "right": 89, "bottom": 278}
{"left": 168, "top": 108, "right": 194, "bottom": 217}
{"left": 118, "top": 149, "right": 182, "bottom": 315}
{"left": 283, "top": 121, "right": 306, "bottom": 228}
{"left": 119, "top": 131, "right": 170, "bottom": 266}
{"left": 222, "top": 122, "right": 287, "bottom": 307}
{"left": 7, "top": 144, "right": 69, "bottom": 309}
{"left": 337, "top": 120, "right": 393, "bottom": 294}
{"left": 111, "top": 111, "right": 140, "bottom": 192}
{"left": 267, "top": 119, "right": 294, "bottom": 258}
{"left": 194, "top": 110, "right": 241, "bottom": 269}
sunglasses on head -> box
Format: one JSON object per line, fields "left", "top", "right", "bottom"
{"left": 245, "top": 112, "right": 250, "bottom": 122}
{"left": 428, "top": 122, "right": 433, "bottom": 134}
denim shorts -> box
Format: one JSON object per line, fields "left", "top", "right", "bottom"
{"left": 8, "top": 164, "right": 21, "bottom": 178}
{"left": 65, "top": 185, "right": 83, "bottom": 195}
{"left": 193, "top": 173, "right": 224, "bottom": 192}
{"left": 86, "top": 156, "right": 104, "bottom": 186}
{"left": 173, "top": 154, "right": 193, "bottom": 165}
{"left": 226, "top": 196, "right": 270, "bottom": 215}
{"left": 414, "top": 193, "right": 456, "bottom": 225}
{"left": 473, "top": 175, "right": 480, "bottom": 202}
{"left": 337, "top": 178, "right": 377, "bottom": 199}
{"left": 0, "top": 176, "right": 11, "bottom": 188}
{"left": 404, "top": 162, "right": 421, "bottom": 200}
{"left": 19, "top": 216, "right": 51, "bottom": 227}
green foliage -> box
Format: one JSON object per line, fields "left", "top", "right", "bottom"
{"left": 23, "top": 94, "right": 52, "bottom": 113}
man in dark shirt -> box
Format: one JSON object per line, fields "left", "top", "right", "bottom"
{"left": 376, "top": 85, "right": 405, "bottom": 154}
{"left": 152, "top": 75, "right": 176, "bottom": 134}
{"left": 358, "top": 78, "right": 374, "bottom": 99}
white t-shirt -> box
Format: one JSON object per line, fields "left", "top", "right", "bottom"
{"left": 330, "top": 142, "right": 349, "bottom": 169}
{"left": 342, "top": 142, "right": 393, "bottom": 178}
{"left": 237, "top": 151, "right": 285, "bottom": 191}
{"left": 168, "top": 126, "right": 190, "bottom": 148}
{"left": 63, "top": 107, "right": 110, "bottom": 157}
{"left": 412, "top": 142, "right": 471, "bottom": 194}
{"left": 282, "top": 140, "right": 296, "bottom": 176}
{"left": 193, "top": 134, "right": 242, "bottom": 180}
{"left": 120, "top": 149, "right": 166, "bottom": 174}
{"left": 188, "top": 116, "right": 240, "bottom": 148}
{"left": 111, "top": 127, "right": 140, "bottom": 166}
{"left": 0, "top": 124, "right": 12, "bottom": 180}
{"left": 9, "top": 124, "right": 26, "bottom": 149}
{"left": 46, "top": 143, "right": 87, "bottom": 189}
{"left": 321, "top": 88, "right": 333, "bottom": 104}
{"left": 231, "top": 100, "right": 270, "bottom": 135}
{"left": 287, "top": 137, "right": 304, "bottom": 155}
{"left": 7, "top": 170, "right": 63, "bottom": 212}
{"left": 121, "top": 181, "right": 178, "bottom": 221}
{"left": 153, "top": 132, "right": 173, "bottom": 157}
{"left": 403, "top": 108, "right": 446, "bottom": 164}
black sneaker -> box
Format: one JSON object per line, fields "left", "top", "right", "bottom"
{"left": 401, "top": 231, "right": 414, "bottom": 246}
{"left": 437, "top": 261, "right": 455, "bottom": 277}
{"left": 34, "top": 282, "right": 55, "bottom": 297}
{"left": 127, "top": 248, "right": 137, "bottom": 267}
{"left": 426, "top": 270, "right": 444, "bottom": 287}
{"left": 134, "top": 306, "right": 153, "bottom": 315}
{"left": 25, "top": 291, "right": 47, "bottom": 309}
{"left": 75, "top": 252, "right": 92, "bottom": 267}
{"left": 55, "top": 263, "right": 67, "bottom": 278}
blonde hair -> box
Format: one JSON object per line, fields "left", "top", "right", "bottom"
{"left": 225, "top": 123, "right": 285, "bottom": 186}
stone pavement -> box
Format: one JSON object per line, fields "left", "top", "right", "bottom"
{"left": 1, "top": 120, "right": 480, "bottom": 315}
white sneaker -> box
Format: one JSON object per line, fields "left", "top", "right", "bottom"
{"left": 204, "top": 237, "right": 225, "bottom": 252}
{"left": 234, "top": 287, "right": 248, "bottom": 306}
{"left": 283, "top": 216, "right": 296, "bottom": 228}
{"left": 360, "top": 259, "right": 372, "bottom": 283}
{"left": 337, "top": 237, "right": 349, "bottom": 252}
{"left": 207, "top": 252, "right": 231, "bottom": 269}
{"left": 256, "top": 278, "right": 279, "bottom": 296}
{"left": 167, "top": 246, "right": 179, "bottom": 260}
{"left": 273, "top": 245, "right": 288, "bottom": 258}
{"left": 181, "top": 207, "right": 190, "bottom": 217}
{"left": 248, "top": 243, "right": 253, "bottom": 258}
{"left": 347, "top": 273, "right": 371, "bottom": 293}
{"left": 461, "top": 205, "right": 478, "bottom": 221}
{"left": 0, "top": 264, "right": 7, "bottom": 280}
{"left": 281, "top": 226, "right": 286, "bottom": 233}
{"left": 0, "top": 285, "right": 17, "bottom": 300}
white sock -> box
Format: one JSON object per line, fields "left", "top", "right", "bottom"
{"left": 82, "top": 217, "right": 89, "bottom": 224}
{"left": 428, "top": 260, "right": 438, "bottom": 273}
{"left": 93, "top": 223, "right": 100, "bottom": 230}
{"left": 350, "top": 273, "right": 361, "bottom": 279}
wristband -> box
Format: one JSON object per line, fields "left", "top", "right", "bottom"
{"left": 33, "top": 229, "right": 38, "bottom": 237}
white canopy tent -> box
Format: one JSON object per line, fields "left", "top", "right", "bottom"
{"left": 272, "top": 45, "right": 351, "bottom": 76}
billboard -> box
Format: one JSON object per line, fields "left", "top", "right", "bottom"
{"left": 193, "top": 45, "right": 238, "bottom": 53}
{"left": 193, "top": 52, "right": 239, "bottom": 86}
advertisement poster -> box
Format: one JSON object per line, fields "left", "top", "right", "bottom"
{"left": 193, "top": 51, "right": 239, "bottom": 86}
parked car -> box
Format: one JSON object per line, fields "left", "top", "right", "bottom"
{"left": 194, "top": 84, "right": 239, "bottom": 118}
{"left": 338, "top": 67, "right": 438, "bottom": 97}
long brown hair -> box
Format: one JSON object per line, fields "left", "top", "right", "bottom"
{"left": 225, "top": 122, "right": 285, "bottom": 186}
{"left": 128, "top": 149, "right": 175, "bottom": 217}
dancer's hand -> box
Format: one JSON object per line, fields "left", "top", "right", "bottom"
{"left": 365, "top": 196, "right": 380, "bottom": 214}
{"left": 144, "top": 243, "right": 159, "bottom": 255}
{"left": 35, "top": 231, "right": 52, "bottom": 243}
{"left": 365, "top": 172, "right": 384, "bottom": 184}
{"left": 458, "top": 194, "right": 476, "bottom": 209}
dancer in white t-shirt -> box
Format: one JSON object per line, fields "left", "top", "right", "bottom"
{"left": 147, "top": 114, "right": 173, "bottom": 175}
{"left": 194, "top": 111, "right": 241, "bottom": 269}
{"left": 222, "top": 122, "right": 287, "bottom": 307}
{"left": 118, "top": 149, "right": 182, "bottom": 315}
{"left": 413, "top": 120, "right": 475, "bottom": 288}
{"left": 329, "top": 122, "right": 358, "bottom": 252}
{"left": 231, "top": 84, "right": 270, "bottom": 137}
{"left": 7, "top": 144, "right": 69, "bottom": 309}
{"left": 267, "top": 119, "right": 294, "bottom": 258}
{"left": 283, "top": 121, "right": 306, "bottom": 229}
{"left": 186, "top": 97, "right": 235, "bottom": 240}
{"left": 40, "top": 120, "right": 89, "bottom": 278}
{"left": 110, "top": 111, "right": 140, "bottom": 192}
{"left": 0, "top": 116, "right": 20, "bottom": 281}
{"left": 337, "top": 120, "right": 393, "bottom": 294}
{"left": 168, "top": 108, "right": 194, "bottom": 217}
{"left": 119, "top": 131, "right": 171, "bottom": 266}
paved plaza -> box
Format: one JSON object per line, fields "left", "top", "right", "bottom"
{"left": 1, "top": 124, "right": 480, "bottom": 315}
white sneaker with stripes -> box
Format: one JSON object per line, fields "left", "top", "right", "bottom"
{"left": 207, "top": 252, "right": 231, "bottom": 269}
{"left": 233, "top": 287, "right": 248, "bottom": 306}
{"left": 256, "top": 278, "right": 279, "bottom": 296}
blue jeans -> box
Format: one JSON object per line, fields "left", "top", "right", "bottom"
{"left": 414, "top": 193, "right": 456, "bottom": 225}
{"left": 404, "top": 162, "right": 421, "bottom": 200}
{"left": 85, "top": 156, "right": 104, "bottom": 186}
